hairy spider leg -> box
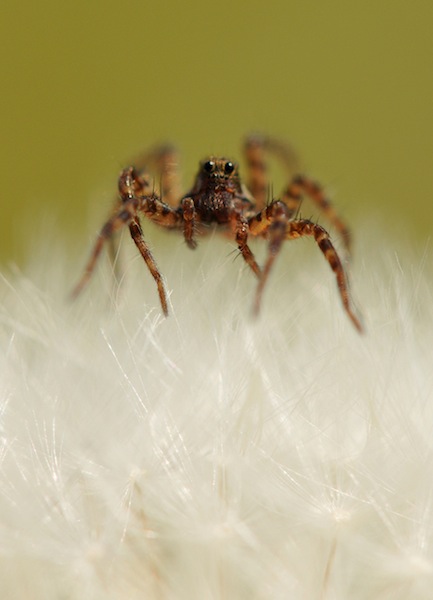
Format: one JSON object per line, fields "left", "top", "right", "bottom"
{"left": 283, "top": 175, "right": 352, "bottom": 253}
{"left": 151, "top": 144, "right": 182, "bottom": 206}
{"left": 249, "top": 202, "right": 287, "bottom": 314}
{"left": 107, "top": 165, "right": 154, "bottom": 287}
{"left": 128, "top": 218, "right": 169, "bottom": 316}
{"left": 71, "top": 196, "right": 140, "bottom": 300}
{"left": 243, "top": 136, "right": 268, "bottom": 209}
{"left": 180, "top": 197, "right": 197, "bottom": 249}
{"left": 248, "top": 203, "right": 363, "bottom": 332}
{"left": 108, "top": 146, "right": 181, "bottom": 284}
{"left": 128, "top": 144, "right": 182, "bottom": 206}
{"left": 72, "top": 167, "right": 151, "bottom": 298}
{"left": 121, "top": 167, "right": 183, "bottom": 314}
{"left": 244, "top": 134, "right": 351, "bottom": 254}
{"left": 180, "top": 194, "right": 261, "bottom": 277}
{"left": 72, "top": 167, "right": 181, "bottom": 312}
{"left": 285, "top": 219, "right": 361, "bottom": 330}
{"left": 234, "top": 215, "right": 262, "bottom": 278}
{"left": 243, "top": 133, "right": 300, "bottom": 210}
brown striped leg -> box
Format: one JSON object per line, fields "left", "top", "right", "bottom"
{"left": 285, "top": 219, "right": 362, "bottom": 332}
{"left": 244, "top": 134, "right": 351, "bottom": 253}
{"left": 252, "top": 202, "right": 288, "bottom": 315}
{"left": 247, "top": 202, "right": 284, "bottom": 237}
{"left": 235, "top": 216, "right": 261, "bottom": 278}
{"left": 125, "top": 144, "right": 181, "bottom": 206}
{"left": 105, "top": 165, "right": 154, "bottom": 287}
{"left": 71, "top": 195, "right": 139, "bottom": 299}
{"left": 118, "top": 166, "right": 152, "bottom": 199}
{"left": 120, "top": 170, "right": 181, "bottom": 315}
{"left": 243, "top": 134, "right": 300, "bottom": 210}
{"left": 152, "top": 144, "right": 181, "bottom": 206}
{"left": 243, "top": 135, "right": 269, "bottom": 209}
{"left": 283, "top": 175, "right": 351, "bottom": 253}
{"left": 128, "top": 218, "right": 169, "bottom": 316}
{"left": 72, "top": 166, "right": 150, "bottom": 298}
{"left": 72, "top": 166, "right": 179, "bottom": 301}
{"left": 181, "top": 197, "right": 197, "bottom": 249}
{"left": 248, "top": 202, "right": 362, "bottom": 331}
{"left": 121, "top": 167, "right": 182, "bottom": 230}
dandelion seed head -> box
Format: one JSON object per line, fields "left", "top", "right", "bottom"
{"left": 1, "top": 226, "right": 433, "bottom": 598}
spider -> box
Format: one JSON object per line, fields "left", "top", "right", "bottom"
{"left": 72, "top": 134, "right": 362, "bottom": 332}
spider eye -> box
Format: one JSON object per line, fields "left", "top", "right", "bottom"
{"left": 224, "top": 161, "right": 235, "bottom": 174}
{"left": 203, "top": 160, "right": 215, "bottom": 174}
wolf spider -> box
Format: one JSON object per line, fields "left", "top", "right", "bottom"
{"left": 72, "top": 134, "right": 362, "bottom": 332}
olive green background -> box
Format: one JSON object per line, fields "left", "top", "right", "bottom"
{"left": 1, "top": 1, "right": 432, "bottom": 265}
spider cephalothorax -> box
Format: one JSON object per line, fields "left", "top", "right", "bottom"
{"left": 184, "top": 158, "right": 250, "bottom": 226}
{"left": 72, "top": 135, "right": 362, "bottom": 332}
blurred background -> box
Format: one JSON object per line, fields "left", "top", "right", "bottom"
{"left": 1, "top": 0, "right": 432, "bottom": 265}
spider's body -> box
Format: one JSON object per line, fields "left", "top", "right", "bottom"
{"left": 183, "top": 158, "right": 251, "bottom": 226}
{"left": 72, "top": 135, "right": 362, "bottom": 332}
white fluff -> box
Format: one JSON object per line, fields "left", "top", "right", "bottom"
{"left": 1, "top": 224, "right": 433, "bottom": 599}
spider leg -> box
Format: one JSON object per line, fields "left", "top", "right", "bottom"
{"left": 243, "top": 133, "right": 300, "bottom": 210}
{"left": 118, "top": 165, "right": 152, "bottom": 198}
{"left": 128, "top": 217, "right": 169, "bottom": 316}
{"left": 120, "top": 168, "right": 182, "bottom": 314}
{"left": 249, "top": 202, "right": 362, "bottom": 332}
{"left": 71, "top": 194, "right": 139, "bottom": 299}
{"left": 282, "top": 175, "right": 352, "bottom": 253}
{"left": 152, "top": 144, "right": 181, "bottom": 206}
{"left": 251, "top": 202, "right": 288, "bottom": 315}
{"left": 287, "top": 219, "right": 362, "bottom": 331}
{"left": 120, "top": 166, "right": 181, "bottom": 229}
{"left": 72, "top": 167, "right": 180, "bottom": 304}
{"left": 244, "top": 134, "right": 351, "bottom": 253}
{"left": 106, "top": 164, "right": 154, "bottom": 286}
{"left": 117, "top": 168, "right": 181, "bottom": 314}
{"left": 243, "top": 135, "right": 268, "bottom": 209}
{"left": 235, "top": 216, "right": 261, "bottom": 277}
{"left": 72, "top": 166, "right": 151, "bottom": 298}
{"left": 130, "top": 143, "right": 181, "bottom": 206}
{"left": 180, "top": 197, "right": 197, "bottom": 249}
